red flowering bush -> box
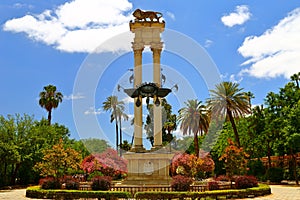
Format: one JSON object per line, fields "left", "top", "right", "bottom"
{"left": 215, "top": 175, "right": 230, "bottom": 182}
{"left": 171, "top": 175, "right": 193, "bottom": 191}
{"left": 170, "top": 152, "right": 215, "bottom": 178}
{"left": 39, "top": 177, "right": 61, "bottom": 189}
{"left": 61, "top": 176, "right": 80, "bottom": 190}
{"left": 235, "top": 175, "right": 258, "bottom": 189}
{"left": 91, "top": 176, "right": 112, "bottom": 191}
{"left": 219, "top": 139, "right": 249, "bottom": 180}
{"left": 81, "top": 148, "right": 127, "bottom": 179}
{"left": 208, "top": 181, "right": 219, "bottom": 190}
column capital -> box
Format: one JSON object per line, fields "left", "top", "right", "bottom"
{"left": 132, "top": 42, "right": 145, "bottom": 51}
{"left": 150, "top": 42, "right": 163, "bottom": 51}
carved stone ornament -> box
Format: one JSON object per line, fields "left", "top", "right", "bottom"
{"left": 144, "top": 161, "right": 154, "bottom": 175}
{"left": 133, "top": 9, "right": 162, "bottom": 22}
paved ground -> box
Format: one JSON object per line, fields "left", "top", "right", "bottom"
{"left": 0, "top": 185, "right": 299, "bottom": 199}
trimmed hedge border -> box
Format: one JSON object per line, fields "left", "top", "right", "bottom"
{"left": 26, "top": 184, "right": 270, "bottom": 199}
{"left": 134, "top": 184, "right": 271, "bottom": 200}
{"left": 26, "top": 186, "right": 131, "bottom": 199}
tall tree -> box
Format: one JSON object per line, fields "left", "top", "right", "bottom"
{"left": 102, "top": 96, "right": 125, "bottom": 153}
{"left": 290, "top": 72, "right": 300, "bottom": 89}
{"left": 178, "top": 99, "right": 209, "bottom": 157}
{"left": 112, "top": 106, "right": 129, "bottom": 155}
{"left": 39, "top": 85, "right": 63, "bottom": 125}
{"left": 207, "top": 82, "right": 251, "bottom": 147}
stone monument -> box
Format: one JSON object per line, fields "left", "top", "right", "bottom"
{"left": 122, "top": 9, "right": 174, "bottom": 185}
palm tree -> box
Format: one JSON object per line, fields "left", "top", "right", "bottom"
{"left": 178, "top": 99, "right": 209, "bottom": 157}
{"left": 207, "top": 82, "right": 251, "bottom": 147}
{"left": 244, "top": 91, "right": 255, "bottom": 108}
{"left": 39, "top": 85, "right": 63, "bottom": 125}
{"left": 290, "top": 72, "right": 300, "bottom": 89}
{"left": 113, "top": 106, "right": 129, "bottom": 155}
{"left": 102, "top": 96, "right": 125, "bottom": 153}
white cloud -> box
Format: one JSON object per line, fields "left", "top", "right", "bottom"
{"left": 122, "top": 96, "right": 134, "bottom": 104}
{"left": 204, "top": 39, "right": 213, "bottom": 48}
{"left": 84, "top": 107, "right": 103, "bottom": 115}
{"left": 13, "top": 3, "right": 34, "bottom": 9}
{"left": 3, "top": 0, "right": 133, "bottom": 53}
{"left": 238, "top": 8, "right": 300, "bottom": 79}
{"left": 64, "top": 93, "right": 85, "bottom": 100}
{"left": 166, "top": 11, "right": 175, "bottom": 20}
{"left": 221, "top": 5, "right": 251, "bottom": 27}
{"left": 229, "top": 74, "right": 243, "bottom": 83}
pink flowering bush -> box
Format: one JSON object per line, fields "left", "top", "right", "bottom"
{"left": 81, "top": 148, "right": 127, "bottom": 179}
{"left": 170, "top": 152, "right": 215, "bottom": 178}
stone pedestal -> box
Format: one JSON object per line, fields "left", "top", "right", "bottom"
{"left": 123, "top": 151, "right": 174, "bottom": 185}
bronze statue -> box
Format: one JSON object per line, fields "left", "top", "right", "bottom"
{"left": 133, "top": 9, "right": 162, "bottom": 22}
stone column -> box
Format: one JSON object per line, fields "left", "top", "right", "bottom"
{"left": 131, "top": 43, "right": 146, "bottom": 152}
{"left": 151, "top": 43, "right": 163, "bottom": 149}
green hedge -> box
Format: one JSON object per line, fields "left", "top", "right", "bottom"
{"left": 134, "top": 184, "right": 271, "bottom": 200}
{"left": 26, "top": 186, "right": 131, "bottom": 199}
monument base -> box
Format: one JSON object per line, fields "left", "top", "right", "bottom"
{"left": 122, "top": 150, "right": 174, "bottom": 185}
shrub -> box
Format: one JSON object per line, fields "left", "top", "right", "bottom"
{"left": 81, "top": 149, "right": 127, "bottom": 179}
{"left": 171, "top": 175, "right": 193, "bottom": 191}
{"left": 247, "top": 160, "right": 266, "bottom": 177}
{"left": 39, "top": 177, "right": 61, "bottom": 189}
{"left": 170, "top": 153, "right": 215, "bottom": 178}
{"left": 91, "top": 176, "right": 112, "bottom": 191}
{"left": 208, "top": 181, "right": 219, "bottom": 190}
{"left": 62, "top": 177, "right": 80, "bottom": 190}
{"left": 215, "top": 175, "right": 230, "bottom": 182}
{"left": 266, "top": 167, "right": 284, "bottom": 183}
{"left": 87, "top": 171, "right": 104, "bottom": 181}
{"left": 235, "top": 175, "right": 258, "bottom": 189}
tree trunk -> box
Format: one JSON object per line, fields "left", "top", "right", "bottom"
{"left": 194, "top": 132, "right": 199, "bottom": 157}
{"left": 267, "top": 140, "right": 271, "bottom": 169}
{"left": 48, "top": 109, "right": 52, "bottom": 125}
{"left": 11, "top": 163, "right": 21, "bottom": 185}
{"left": 227, "top": 109, "right": 241, "bottom": 147}
{"left": 291, "top": 149, "right": 299, "bottom": 185}
{"left": 119, "top": 116, "right": 122, "bottom": 156}
{"left": 114, "top": 110, "right": 119, "bottom": 154}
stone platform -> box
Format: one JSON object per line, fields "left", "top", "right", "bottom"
{"left": 122, "top": 150, "right": 174, "bottom": 185}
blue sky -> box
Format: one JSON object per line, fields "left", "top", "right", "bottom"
{"left": 1, "top": 0, "right": 300, "bottom": 148}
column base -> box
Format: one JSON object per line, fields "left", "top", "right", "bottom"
{"left": 151, "top": 145, "right": 163, "bottom": 151}
{"left": 130, "top": 145, "right": 146, "bottom": 153}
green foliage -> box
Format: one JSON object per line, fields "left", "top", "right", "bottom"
{"left": 80, "top": 138, "right": 110, "bottom": 154}
{"left": 91, "top": 176, "right": 112, "bottom": 191}
{"left": 134, "top": 184, "right": 271, "bottom": 199}
{"left": 266, "top": 167, "right": 284, "bottom": 183}
{"left": 26, "top": 186, "right": 131, "bottom": 199}
{"left": 171, "top": 175, "right": 193, "bottom": 191}
{"left": 87, "top": 171, "right": 104, "bottom": 181}
{"left": 247, "top": 160, "right": 266, "bottom": 178}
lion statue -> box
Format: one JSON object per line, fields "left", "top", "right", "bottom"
{"left": 133, "top": 9, "right": 162, "bottom": 22}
